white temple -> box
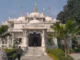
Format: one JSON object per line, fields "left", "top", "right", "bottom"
{"left": 0, "top": 4, "right": 59, "bottom": 56}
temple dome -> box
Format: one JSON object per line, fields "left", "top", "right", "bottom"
{"left": 17, "top": 16, "right": 25, "bottom": 21}
{"left": 2, "top": 21, "right": 8, "bottom": 25}
{"left": 27, "top": 12, "right": 44, "bottom": 17}
{"left": 29, "top": 19, "right": 40, "bottom": 24}
{"left": 45, "top": 16, "right": 52, "bottom": 21}
{"left": 29, "top": 12, "right": 40, "bottom": 16}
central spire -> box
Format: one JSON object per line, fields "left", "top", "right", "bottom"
{"left": 34, "top": 2, "right": 37, "bottom": 12}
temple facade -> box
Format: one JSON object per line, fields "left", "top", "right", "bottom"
{"left": 0, "top": 4, "right": 59, "bottom": 56}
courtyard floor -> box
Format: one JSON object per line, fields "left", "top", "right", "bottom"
{"left": 16, "top": 55, "right": 53, "bottom": 60}
{"left": 69, "top": 53, "right": 80, "bottom": 60}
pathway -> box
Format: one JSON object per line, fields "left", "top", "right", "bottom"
{"left": 69, "top": 53, "right": 80, "bottom": 60}
{"left": 16, "top": 55, "right": 53, "bottom": 60}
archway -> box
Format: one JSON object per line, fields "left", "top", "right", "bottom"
{"left": 28, "top": 32, "right": 41, "bottom": 47}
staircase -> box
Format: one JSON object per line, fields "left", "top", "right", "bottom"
{"left": 24, "top": 47, "right": 44, "bottom": 56}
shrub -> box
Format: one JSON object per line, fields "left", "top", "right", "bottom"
{"left": 69, "top": 48, "right": 75, "bottom": 53}
{"left": 48, "top": 53, "right": 59, "bottom": 60}
{"left": 75, "top": 45, "right": 80, "bottom": 53}
{"left": 46, "top": 48, "right": 73, "bottom": 60}
{"left": 5, "top": 48, "right": 16, "bottom": 53}
{"left": 59, "top": 56, "right": 73, "bottom": 60}
{"left": 8, "top": 53, "right": 17, "bottom": 60}
{"left": 5, "top": 48, "right": 17, "bottom": 60}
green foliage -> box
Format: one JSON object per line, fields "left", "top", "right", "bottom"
{"left": 5, "top": 48, "right": 16, "bottom": 53}
{"left": 69, "top": 48, "right": 75, "bottom": 53}
{"left": 51, "top": 23, "right": 66, "bottom": 40}
{"left": 57, "top": 11, "right": 66, "bottom": 23}
{"left": 5, "top": 48, "right": 17, "bottom": 59}
{"left": 9, "top": 53, "right": 17, "bottom": 59}
{"left": 51, "top": 19, "right": 80, "bottom": 41}
{"left": 48, "top": 53, "right": 59, "bottom": 60}
{"left": 72, "top": 37, "right": 78, "bottom": 49}
{"left": 65, "top": 20, "right": 80, "bottom": 37}
{"left": 0, "top": 25, "right": 8, "bottom": 34}
{"left": 59, "top": 56, "right": 73, "bottom": 60}
{"left": 51, "top": 19, "right": 80, "bottom": 56}
{"left": 47, "top": 33, "right": 54, "bottom": 40}
{"left": 46, "top": 48, "right": 73, "bottom": 60}
{"left": 75, "top": 44, "right": 80, "bottom": 53}
{"left": 57, "top": 0, "right": 80, "bottom": 24}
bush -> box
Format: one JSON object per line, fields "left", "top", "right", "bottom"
{"left": 75, "top": 45, "right": 80, "bottom": 53}
{"left": 5, "top": 48, "right": 16, "bottom": 53}
{"left": 48, "top": 53, "right": 59, "bottom": 60}
{"left": 69, "top": 48, "right": 75, "bottom": 53}
{"left": 46, "top": 48, "right": 73, "bottom": 60}
{"left": 5, "top": 48, "right": 17, "bottom": 60}
{"left": 59, "top": 56, "right": 73, "bottom": 60}
{"left": 8, "top": 53, "right": 17, "bottom": 60}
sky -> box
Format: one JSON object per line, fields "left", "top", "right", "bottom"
{"left": 0, "top": 0, "right": 67, "bottom": 23}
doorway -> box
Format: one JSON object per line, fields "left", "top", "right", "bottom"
{"left": 28, "top": 32, "right": 41, "bottom": 47}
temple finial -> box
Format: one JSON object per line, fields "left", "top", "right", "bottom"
{"left": 47, "top": 6, "right": 51, "bottom": 16}
{"left": 34, "top": 2, "right": 37, "bottom": 12}
{"left": 19, "top": 0, "right": 24, "bottom": 16}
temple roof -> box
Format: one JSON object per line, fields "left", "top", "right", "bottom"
{"left": 16, "top": 16, "right": 25, "bottom": 21}
{"left": 27, "top": 12, "right": 45, "bottom": 18}
{"left": 29, "top": 20, "right": 40, "bottom": 24}
{"left": 45, "top": 16, "right": 52, "bottom": 21}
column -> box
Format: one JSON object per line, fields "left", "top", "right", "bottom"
{"left": 26, "top": 31, "right": 28, "bottom": 47}
{"left": 12, "top": 33, "right": 14, "bottom": 47}
{"left": 7, "top": 36, "right": 10, "bottom": 48}
{"left": 23, "top": 30, "right": 27, "bottom": 47}
{"left": 41, "top": 30, "right": 46, "bottom": 53}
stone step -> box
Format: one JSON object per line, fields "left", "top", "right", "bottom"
{"left": 24, "top": 47, "right": 44, "bottom": 56}
{"left": 16, "top": 55, "right": 53, "bottom": 60}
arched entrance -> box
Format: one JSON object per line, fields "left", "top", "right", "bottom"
{"left": 28, "top": 32, "right": 41, "bottom": 47}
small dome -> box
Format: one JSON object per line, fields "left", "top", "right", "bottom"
{"left": 29, "top": 19, "right": 40, "bottom": 24}
{"left": 17, "top": 16, "right": 25, "bottom": 21}
{"left": 40, "top": 13, "right": 45, "bottom": 17}
{"left": 28, "top": 12, "right": 40, "bottom": 17}
{"left": 2, "top": 21, "right": 9, "bottom": 25}
{"left": 53, "top": 19, "right": 60, "bottom": 23}
{"left": 45, "top": 16, "right": 52, "bottom": 21}
{"left": 27, "top": 12, "right": 44, "bottom": 17}
{"left": 8, "top": 18, "right": 14, "bottom": 23}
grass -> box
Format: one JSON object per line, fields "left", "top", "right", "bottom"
{"left": 48, "top": 53, "right": 59, "bottom": 60}
{"left": 46, "top": 48, "right": 73, "bottom": 60}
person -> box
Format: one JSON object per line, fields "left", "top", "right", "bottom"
{"left": 0, "top": 48, "right": 8, "bottom": 60}
{"left": 16, "top": 46, "right": 23, "bottom": 60}
{"left": 0, "top": 48, "right": 2, "bottom": 60}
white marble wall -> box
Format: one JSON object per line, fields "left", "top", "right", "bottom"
{"left": 22, "top": 30, "right": 27, "bottom": 47}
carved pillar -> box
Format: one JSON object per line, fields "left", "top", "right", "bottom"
{"left": 12, "top": 33, "right": 14, "bottom": 47}
{"left": 23, "top": 30, "right": 27, "bottom": 47}
{"left": 26, "top": 31, "right": 28, "bottom": 47}
{"left": 41, "top": 30, "right": 46, "bottom": 52}
{"left": 7, "top": 36, "right": 10, "bottom": 47}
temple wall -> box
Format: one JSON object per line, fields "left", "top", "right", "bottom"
{"left": 14, "top": 24, "right": 25, "bottom": 29}
{"left": 14, "top": 32, "right": 23, "bottom": 38}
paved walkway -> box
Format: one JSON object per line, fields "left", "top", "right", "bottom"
{"left": 16, "top": 55, "right": 53, "bottom": 60}
{"left": 69, "top": 53, "right": 80, "bottom": 60}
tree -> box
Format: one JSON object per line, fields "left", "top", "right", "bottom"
{"left": 47, "top": 32, "right": 54, "bottom": 47}
{"left": 51, "top": 22, "right": 68, "bottom": 57}
{"left": 0, "top": 25, "right": 8, "bottom": 35}
{"left": 51, "top": 20, "right": 80, "bottom": 57}
{"left": 57, "top": 0, "right": 80, "bottom": 24}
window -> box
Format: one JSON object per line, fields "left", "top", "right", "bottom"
{"left": 11, "top": 23, "right": 14, "bottom": 28}
{"left": 14, "top": 38, "right": 22, "bottom": 44}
